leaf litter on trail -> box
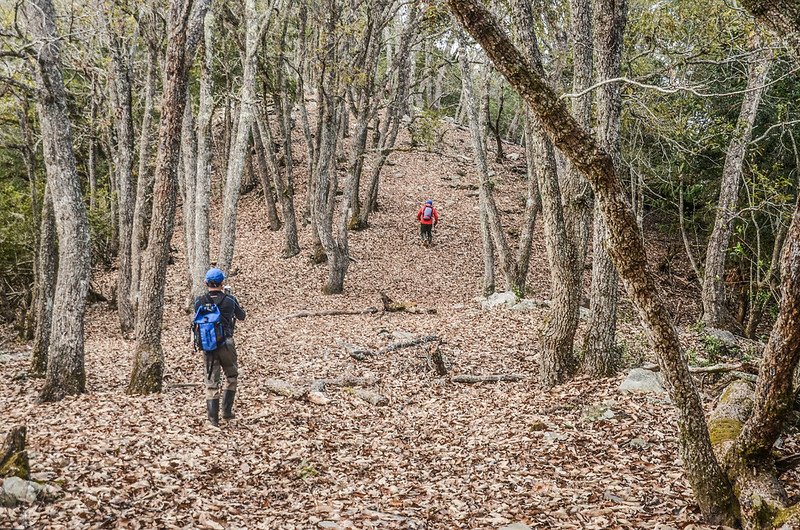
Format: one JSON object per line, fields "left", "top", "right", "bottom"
{"left": 0, "top": 126, "right": 775, "bottom": 529}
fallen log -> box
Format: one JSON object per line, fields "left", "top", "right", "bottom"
{"left": 641, "top": 361, "right": 759, "bottom": 377}
{"left": 266, "top": 307, "right": 379, "bottom": 321}
{"left": 349, "top": 335, "right": 440, "bottom": 361}
{"left": 451, "top": 374, "right": 523, "bottom": 384}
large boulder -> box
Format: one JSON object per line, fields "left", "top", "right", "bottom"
{"left": 2, "top": 476, "right": 37, "bottom": 504}
{"left": 619, "top": 368, "right": 666, "bottom": 395}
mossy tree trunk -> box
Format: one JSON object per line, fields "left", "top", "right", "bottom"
{"left": 448, "top": 0, "right": 739, "bottom": 523}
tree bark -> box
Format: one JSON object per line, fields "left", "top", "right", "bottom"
{"left": 27, "top": 0, "right": 92, "bottom": 403}
{"left": 180, "top": 99, "right": 198, "bottom": 291}
{"left": 217, "top": 0, "right": 280, "bottom": 273}
{"left": 511, "top": 0, "right": 580, "bottom": 386}
{"left": 583, "top": 0, "right": 627, "bottom": 377}
{"left": 448, "top": 0, "right": 739, "bottom": 523}
{"left": 30, "top": 188, "right": 56, "bottom": 377}
{"left": 128, "top": 0, "right": 197, "bottom": 395}
{"left": 106, "top": 19, "right": 137, "bottom": 333}
{"left": 702, "top": 38, "right": 772, "bottom": 330}
{"left": 130, "top": 39, "right": 159, "bottom": 315}
{"left": 192, "top": 8, "right": 215, "bottom": 299}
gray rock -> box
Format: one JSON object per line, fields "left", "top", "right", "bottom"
{"left": 706, "top": 327, "right": 737, "bottom": 345}
{"left": 318, "top": 522, "right": 341, "bottom": 529}
{"left": 3, "top": 476, "right": 38, "bottom": 503}
{"left": 619, "top": 368, "right": 666, "bottom": 395}
{"left": 481, "top": 291, "right": 518, "bottom": 310}
{"left": 391, "top": 331, "right": 415, "bottom": 341}
{"left": 500, "top": 524, "right": 532, "bottom": 530}
{"left": 628, "top": 437, "right": 649, "bottom": 449}
{"left": 510, "top": 299, "right": 549, "bottom": 312}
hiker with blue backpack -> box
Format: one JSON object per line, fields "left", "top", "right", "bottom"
{"left": 192, "top": 268, "right": 246, "bottom": 427}
{"left": 417, "top": 199, "right": 439, "bottom": 245}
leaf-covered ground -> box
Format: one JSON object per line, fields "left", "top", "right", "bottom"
{"left": 1, "top": 126, "right": 789, "bottom": 529}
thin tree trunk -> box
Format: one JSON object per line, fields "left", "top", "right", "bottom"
{"left": 180, "top": 98, "right": 198, "bottom": 289}
{"left": 702, "top": 37, "right": 772, "bottom": 330}
{"left": 358, "top": 4, "right": 419, "bottom": 228}
{"left": 512, "top": 0, "right": 580, "bottom": 386}
{"left": 130, "top": 41, "right": 159, "bottom": 316}
{"left": 128, "top": 0, "right": 198, "bottom": 395}
{"left": 273, "top": 53, "right": 301, "bottom": 257}
{"left": 217, "top": 0, "right": 279, "bottom": 272}
{"left": 192, "top": 8, "right": 214, "bottom": 299}
{"left": 106, "top": 23, "right": 137, "bottom": 333}
{"left": 583, "top": 0, "right": 627, "bottom": 377}
{"left": 30, "top": 188, "right": 56, "bottom": 377}
{"left": 252, "top": 121, "right": 282, "bottom": 231}
{"left": 27, "top": 0, "right": 92, "bottom": 403}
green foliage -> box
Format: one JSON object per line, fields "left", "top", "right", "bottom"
{"left": 409, "top": 108, "right": 447, "bottom": 151}
{"left": 0, "top": 181, "right": 36, "bottom": 318}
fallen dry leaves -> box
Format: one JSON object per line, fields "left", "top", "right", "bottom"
{"left": 0, "top": 124, "right": 789, "bottom": 529}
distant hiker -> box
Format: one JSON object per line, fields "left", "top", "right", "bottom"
{"left": 417, "top": 199, "right": 439, "bottom": 245}
{"left": 192, "top": 268, "right": 246, "bottom": 427}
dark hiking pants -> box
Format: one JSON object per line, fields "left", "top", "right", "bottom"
{"left": 205, "top": 338, "right": 238, "bottom": 400}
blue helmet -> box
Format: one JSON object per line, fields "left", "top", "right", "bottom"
{"left": 425, "top": 199, "right": 433, "bottom": 205}
{"left": 205, "top": 268, "right": 225, "bottom": 286}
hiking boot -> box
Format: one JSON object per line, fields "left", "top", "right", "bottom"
{"left": 222, "top": 390, "right": 236, "bottom": 420}
{"left": 207, "top": 399, "right": 220, "bottom": 427}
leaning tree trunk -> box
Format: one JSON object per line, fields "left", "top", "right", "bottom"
{"left": 252, "top": 121, "right": 282, "bottom": 231}
{"left": 107, "top": 28, "right": 137, "bottom": 334}
{"left": 217, "top": 0, "right": 278, "bottom": 273}
{"left": 702, "top": 37, "right": 772, "bottom": 330}
{"left": 448, "top": 0, "right": 740, "bottom": 523}
{"left": 511, "top": 0, "right": 581, "bottom": 387}
{"left": 128, "top": 0, "right": 198, "bottom": 395}
{"left": 583, "top": 0, "right": 627, "bottom": 377}
{"left": 27, "top": 0, "right": 92, "bottom": 403}
{"left": 30, "top": 188, "right": 56, "bottom": 377}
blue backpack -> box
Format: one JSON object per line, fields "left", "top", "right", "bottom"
{"left": 192, "top": 294, "right": 226, "bottom": 352}
{"left": 422, "top": 206, "right": 433, "bottom": 220}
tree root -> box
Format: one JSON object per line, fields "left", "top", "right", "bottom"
{"left": 380, "top": 292, "right": 436, "bottom": 314}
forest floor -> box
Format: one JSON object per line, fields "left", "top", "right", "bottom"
{"left": 2, "top": 122, "right": 795, "bottom": 529}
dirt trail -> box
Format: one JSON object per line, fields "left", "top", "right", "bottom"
{"left": 1, "top": 128, "right": 718, "bottom": 529}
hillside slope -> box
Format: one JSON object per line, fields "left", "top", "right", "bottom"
{"left": 1, "top": 124, "right": 742, "bottom": 529}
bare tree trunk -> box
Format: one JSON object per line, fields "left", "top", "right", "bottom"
{"left": 180, "top": 98, "right": 198, "bottom": 289}
{"left": 130, "top": 40, "right": 159, "bottom": 316}
{"left": 27, "top": 0, "right": 92, "bottom": 403}
{"left": 583, "top": 0, "right": 627, "bottom": 377}
{"left": 358, "top": 4, "right": 419, "bottom": 228}
{"left": 192, "top": 8, "right": 214, "bottom": 299}
{"left": 30, "top": 188, "right": 56, "bottom": 377}
{"left": 128, "top": 0, "right": 198, "bottom": 395}
{"left": 512, "top": 0, "right": 580, "bottom": 386}
{"left": 252, "top": 121, "right": 282, "bottom": 231}
{"left": 312, "top": 0, "right": 350, "bottom": 294}
{"left": 273, "top": 50, "right": 301, "bottom": 257}
{"left": 702, "top": 37, "right": 772, "bottom": 330}
{"left": 106, "top": 22, "right": 137, "bottom": 333}
{"left": 217, "top": 0, "right": 279, "bottom": 273}
{"left": 448, "top": 0, "right": 739, "bottom": 522}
